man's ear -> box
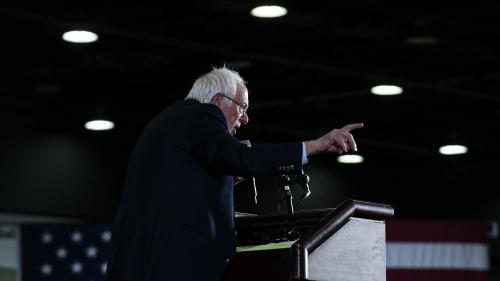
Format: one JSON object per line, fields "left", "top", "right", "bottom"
{"left": 210, "top": 93, "right": 224, "bottom": 106}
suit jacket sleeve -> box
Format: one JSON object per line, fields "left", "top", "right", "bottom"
{"left": 188, "top": 105, "right": 303, "bottom": 177}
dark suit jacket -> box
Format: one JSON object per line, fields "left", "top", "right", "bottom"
{"left": 105, "top": 99, "right": 302, "bottom": 281}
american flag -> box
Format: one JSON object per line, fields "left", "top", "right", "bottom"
{"left": 386, "top": 220, "right": 490, "bottom": 281}
{"left": 20, "top": 224, "right": 112, "bottom": 281}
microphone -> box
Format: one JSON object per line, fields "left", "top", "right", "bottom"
{"left": 240, "top": 140, "right": 258, "bottom": 204}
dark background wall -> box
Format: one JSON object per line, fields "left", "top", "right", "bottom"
{"left": 1, "top": 132, "right": 498, "bottom": 222}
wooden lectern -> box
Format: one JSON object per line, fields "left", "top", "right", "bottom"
{"left": 223, "top": 199, "right": 394, "bottom": 281}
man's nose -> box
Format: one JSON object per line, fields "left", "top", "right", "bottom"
{"left": 240, "top": 113, "right": 249, "bottom": 124}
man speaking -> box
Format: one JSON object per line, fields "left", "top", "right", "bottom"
{"left": 104, "top": 67, "right": 363, "bottom": 281}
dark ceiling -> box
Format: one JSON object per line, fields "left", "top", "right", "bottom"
{"left": 1, "top": 2, "right": 499, "bottom": 222}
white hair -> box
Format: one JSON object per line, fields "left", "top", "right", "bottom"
{"left": 185, "top": 66, "right": 246, "bottom": 104}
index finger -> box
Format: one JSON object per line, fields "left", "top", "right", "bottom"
{"left": 341, "top": 123, "right": 364, "bottom": 132}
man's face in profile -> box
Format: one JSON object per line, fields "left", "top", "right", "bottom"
{"left": 218, "top": 84, "right": 249, "bottom": 135}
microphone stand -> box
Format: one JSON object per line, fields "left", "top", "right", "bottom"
{"left": 279, "top": 174, "right": 300, "bottom": 240}
{"left": 278, "top": 169, "right": 312, "bottom": 241}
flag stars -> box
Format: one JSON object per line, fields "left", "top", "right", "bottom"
{"left": 71, "top": 262, "right": 83, "bottom": 274}
{"left": 55, "top": 247, "right": 68, "bottom": 259}
{"left": 41, "top": 232, "right": 53, "bottom": 244}
{"left": 33, "top": 228, "right": 111, "bottom": 277}
{"left": 101, "top": 230, "right": 111, "bottom": 242}
{"left": 40, "top": 263, "right": 52, "bottom": 275}
{"left": 71, "top": 231, "right": 83, "bottom": 243}
{"left": 86, "top": 246, "right": 98, "bottom": 258}
{"left": 101, "top": 262, "right": 107, "bottom": 274}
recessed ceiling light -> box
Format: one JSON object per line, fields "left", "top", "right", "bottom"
{"left": 337, "top": 154, "right": 364, "bottom": 164}
{"left": 62, "top": 30, "right": 98, "bottom": 43}
{"left": 371, "top": 85, "right": 403, "bottom": 96}
{"left": 85, "top": 120, "right": 114, "bottom": 131}
{"left": 251, "top": 5, "right": 287, "bottom": 18}
{"left": 439, "top": 145, "right": 468, "bottom": 155}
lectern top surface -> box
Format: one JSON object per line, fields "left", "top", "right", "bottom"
{"left": 236, "top": 240, "right": 296, "bottom": 252}
{"left": 234, "top": 212, "right": 257, "bottom": 218}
